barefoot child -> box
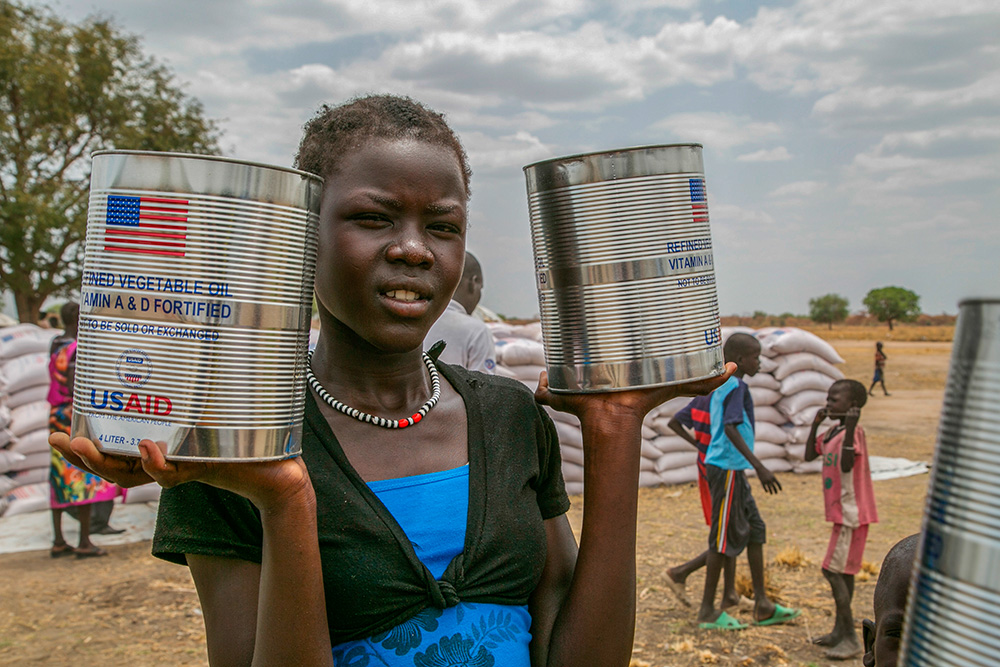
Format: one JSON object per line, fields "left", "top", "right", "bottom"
{"left": 696, "top": 333, "right": 800, "bottom": 630}
{"left": 805, "top": 379, "right": 878, "bottom": 660}
{"left": 664, "top": 395, "right": 740, "bottom": 611}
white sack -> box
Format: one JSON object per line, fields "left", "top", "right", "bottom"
{"left": 10, "top": 450, "right": 48, "bottom": 472}
{"left": 747, "top": 457, "right": 793, "bottom": 474}
{"left": 754, "top": 405, "right": 786, "bottom": 425}
{"left": 0, "top": 450, "right": 26, "bottom": 474}
{"left": 10, "top": 428, "right": 50, "bottom": 455}
{"left": 655, "top": 449, "right": 698, "bottom": 473}
{"left": 745, "top": 372, "right": 780, "bottom": 391}
{"left": 562, "top": 460, "right": 584, "bottom": 484}
{"left": 0, "top": 353, "right": 49, "bottom": 394}
{"left": 5, "top": 383, "right": 49, "bottom": 409}
{"left": 554, "top": 420, "right": 583, "bottom": 449}
{"left": 753, "top": 441, "right": 787, "bottom": 460}
{"left": 793, "top": 459, "right": 824, "bottom": 474}
{"left": 756, "top": 423, "right": 790, "bottom": 445}
{"left": 759, "top": 356, "right": 779, "bottom": 374}
{"left": 749, "top": 386, "right": 781, "bottom": 407}
{"left": 0, "top": 324, "right": 59, "bottom": 360}
{"left": 780, "top": 370, "right": 837, "bottom": 396}
{"left": 560, "top": 443, "right": 584, "bottom": 467}
{"left": 652, "top": 435, "right": 696, "bottom": 454}
{"left": 772, "top": 352, "right": 845, "bottom": 381}
{"left": 564, "top": 481, "right": 584, "bottom": 496}
{"left": 124, "top": 482, "right": 162, "bottom": 504}
{"left": 9, "top": 400, "right": 50, "bottom": 437}
{"left": 2, "top": 481, "right": 49, "bottom": 516}
{"left": 660, "top": 464, "right": 699, "bottom": 486}
{"left": 755, "top": 328, "right": 844, "bottom": 364}
{"left": 496, "top": 339, "right": 545, "bottom": 367}
{"left": 777, "top": 390, "right": 828, "bottom": 418}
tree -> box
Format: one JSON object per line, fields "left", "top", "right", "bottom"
{"left": 0, "top": 1, "right": 220, "bottom": 323}
{"left": 863, "top": 286, "right": 921, "bottom": 331}
{"left": 809, "top": 293, "right": 849, "bottom": 330}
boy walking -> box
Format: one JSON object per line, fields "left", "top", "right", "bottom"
{"left": 664, "top": 395, "right": 740, "bottom": 611}
{"left": 697, "top": 333, "right": 799, "bottom": 630}
{"left": 805, "top": 379, "right": 878, "bottom": 660}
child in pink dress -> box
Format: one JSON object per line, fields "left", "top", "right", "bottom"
{"left": 804, "top": 379, "right": 877, "bottom": 660}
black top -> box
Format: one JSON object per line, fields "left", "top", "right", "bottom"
{"left": 152, "top": 362, "right": 570, "bottom": 645}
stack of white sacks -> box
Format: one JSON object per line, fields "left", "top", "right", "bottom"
{"left": 487, "top": 323, "right": 843, "bottom": 495}
{"left": 0, "top": 324, "right": 61, "bottom": 517}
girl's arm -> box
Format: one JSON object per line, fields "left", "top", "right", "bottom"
{"left": 48, "top": 435, "right": 333, "bottom": 667}
{"left": 840, "top": 408, "right": 860, "bottom": 473}
{"left": 803, "top": 408, "right": 829, "bottom": 461}
{"left": 532, "top": 364, "right": 734, "bottom": 667}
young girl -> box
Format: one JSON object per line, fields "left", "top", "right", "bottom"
{"left": 50, "top": 94, "right": 733, "bottom": 666}
{"left": 804, "top": 379, "right": 878, "bottom": 660}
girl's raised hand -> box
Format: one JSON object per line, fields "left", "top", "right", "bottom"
{"left": 534, "top": 362, "right": 736, "bottom": 424}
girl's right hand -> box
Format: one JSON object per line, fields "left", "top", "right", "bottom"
{"left": 813, "top": 407, "right": 829, "bottom": 424}
{"left": 49, "top": 432, "right": 154, "bottom": 488}
{"left": 49, "top": 432, "right": 312, "bottom": 512}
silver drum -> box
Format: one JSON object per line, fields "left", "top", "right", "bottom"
{"left": 901, "top": 298, "right": 1000, "bottom": 666}
{"left": 523, "top": 144, "right": 724, "bottom": 392}
{"left": 71, "top": 151, "right": 322, "bottom": 460}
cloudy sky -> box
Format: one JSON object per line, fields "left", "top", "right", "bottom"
{"left": 56, "top": 0, "right": 1000, "bottom": 318}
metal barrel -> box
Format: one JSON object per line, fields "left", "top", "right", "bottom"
{"left": 71, "top": 151, "right": 322, "bottom": 460}
{"left": 523, "top": 144, "right": 724, "bottom": 392}
{"left": 901, "top": 298, "right": 1000, "bottom": 666}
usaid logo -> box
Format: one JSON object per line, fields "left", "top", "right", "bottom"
{"left": 116, "top": 348, "right": 152, "bottom": 388}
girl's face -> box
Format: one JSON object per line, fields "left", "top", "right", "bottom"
{"left": 314, "top": 138, "right": 468, "bottom": 353}
{"left": 826, "top": 384, "right": 854, "bottom": 415}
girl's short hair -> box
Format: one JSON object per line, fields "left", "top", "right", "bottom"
{"left": 294, "top": 94, "right": 472, "bottom": 198}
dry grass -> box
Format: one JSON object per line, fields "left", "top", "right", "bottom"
{"left": 773, "top": 546, "right": 809, "bottom": 569}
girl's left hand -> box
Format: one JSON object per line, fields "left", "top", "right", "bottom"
{"left": 845, "top": 406, "right": 861, "bottom": 428}
{"left": 534, "top": 362, "right": 736, "bottom": 424}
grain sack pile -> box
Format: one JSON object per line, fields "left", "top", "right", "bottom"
{"left": 748, "top": 327, "right": 845, "bottom": 474}
{"left": 488, "top": 323, "right": 844, "bottom": 495}
{"left": 0, "top": 324, "right": 60, "bottom": 517}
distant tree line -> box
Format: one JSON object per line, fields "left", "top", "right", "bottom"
{"left": 727, "top": 286, "right": 925, "bottom": 331}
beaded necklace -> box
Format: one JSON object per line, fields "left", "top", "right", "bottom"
{"left": 307, "top": 350, "right": 441, "bottom": 429}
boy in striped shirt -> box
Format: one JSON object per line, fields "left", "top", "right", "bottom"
{"left": 696, "top": 333, "right": 800, "bottom": 630}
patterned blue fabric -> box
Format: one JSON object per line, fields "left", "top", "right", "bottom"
{"left": 331, "top": 465, "right": 532, "bottom": 665}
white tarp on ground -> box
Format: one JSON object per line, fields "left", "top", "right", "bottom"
{"left": 0, "top": 499, "right": 158, "bottom": 554}
{"left": 869, "top": 456, "right": 930, "bottom": 482}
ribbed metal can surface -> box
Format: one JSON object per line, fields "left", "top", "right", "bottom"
{"left": 523, "top": 144, "right": 724, "bottom": 392}
{"left": 71, "top": 151, "right": 322, "bottom": 460}
{"left": 901, "top": 298, "right": 1000, "bottom": 666}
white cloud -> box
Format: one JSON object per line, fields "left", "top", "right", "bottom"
{"left": 769, "top": 181, "right": 825, "bottom": 198}
{"left": 737, "top": 146, "right": 792, "bottom": 162}
{"left": 652, "top": 112, "right": 781, "bottom": 149}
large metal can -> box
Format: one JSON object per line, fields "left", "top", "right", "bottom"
{"left": 523, "top": 144, "right": 724, "bottom": 392}
{"left": 901, "top": 298, "right": 1000, "bottom": 666}
{"left": 71, "top": 151, "right": 322, "bottom": 460}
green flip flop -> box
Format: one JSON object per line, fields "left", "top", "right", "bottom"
{"left": 698, "top": 611, "right": 748, "bottom": 631}
{"left": 754, "top": 603, "right": 801, "bottom": 626}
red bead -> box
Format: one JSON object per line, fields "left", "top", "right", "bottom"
{"left": 398, "top": 419, "right": 409, "bottom": 428}
{"left": 412, "top": 413, "right": 422, "bottom": 423}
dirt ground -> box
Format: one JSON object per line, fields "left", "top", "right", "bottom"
{"left": 0, "top": 335, "right": 950, "bottom": 666}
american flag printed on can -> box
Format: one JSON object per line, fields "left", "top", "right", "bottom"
{"left": 104, "top": 195, "right": 189, "bottom": 257}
